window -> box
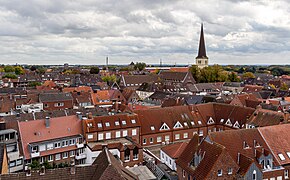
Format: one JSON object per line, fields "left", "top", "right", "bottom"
{"left": 55, "top": 154, "right": 61, "bottom": 160}
{"left": 132, "top": 129, "right": 137, "bottom": 136}
{"left": 243, "top": 141, "right": 250, "bottom": 149}
{"left": 54, "top": 142, "right": 61, "bottom": 148}
{"left": 115, "top": 121, "right": 120, "bottom": 126}
{"left": 105, "top": 132, "right": 111, "bottom": 139}
{"left": 157, "top": 136, "right": 162, "bottom": 142}
{"left": 32, "top": 146, "right": 38, "bottom": 152}
{"left": 116, "top": 131, "right": 121, "bottom": 138}
{"left": 97, "top": 123, "right": 102, "bottom": 128}
{"left": 105, "top": 122, "right": 110, "bottom": 127}
{"left": 70, "top": 151, "right": 75, "bottom": 157}
{"left": 133, "top": 147, "right": 138, "bottom": 160}
{"left": 199, "top": 130, "right": 204, "bottom": 136}
{"left": 47, "top": 143, "right": 53, "bottom": 150}
{"left": 278, "top": 153, "right": 286, "bottom": 161}
{"left": 287, "top": 152, "right": 290, "bottom": 158}
{"left": 169, "top": 159, "right": 172, "bottom": 165}
{"left": 48, "top": 155, "right": 53, "bottom": 162}
{"left": 252, "top": 170, "right": 256, "bottom": 180}
{"left": 87, "top": 123, "right": 93, "bottom": 127}
{"left": 88, "top": 134, "right": 93, "bottom": 139}
{"left": 69, "top": 139, "right": 75, "bottom": 145}
{"left": 183, "top": 170, "right": 186, "bottom": 178}
{"left": 228, "top": 168, "right": 232, "bottom": 174}
{"left": 123, "top": 130, "right": 128, "bottom": 137}
{"left": 124, "top": 148, "right": 130, "bottom": 161}
{"left": 98, "top": 133, "right": 103, "bottom": 140}
{"left": 150, "top": 138, "right": 153, "bottom": 144}
{"left": 175, "top": 134, "right": 180, "bottom": 140}
{"left": 54, "top": 102, "right": 64, "bottom": 107}
{"left": 165, "top": 135, "right": 170, "bottom": 142}
{"left": 62, "top": 140, "right": 68, "bottom": 147}
{"left": 160, "top": 123, "right": 170, "bottom": 130}
{"left": 16, "top": 159, "right": 22, "bottom": 166}
{"left": 173, "top": 121, "right": 183, "bottom": 129}
{"left": 285, "top": 170, "right": 289, "bottom": 179}
{"left": 63, "top": 152, "right": 68, "bottom": 159}
{"left": 198, "top": 121, "right": 202, "bottom": 125}
{"left": 131, "top": 119, "right": 136, "bottom": 124}
{"left": 218, "top": 169, "right": 222, "bottom": 176}
{"left": 150, "top": 126, "right": 155, "bottom": 131}
{"left": 183, "top": 133, "right": 188, "bottom": 138}
{"left": 122, "top": 120, "right": 126, "bottom": 125}
{"left": 143, "top": 138, "right": 146, "bottom": 144}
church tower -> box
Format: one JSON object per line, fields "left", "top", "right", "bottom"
{"left": 196, "top": 23, "right": 208, "bottom": 68}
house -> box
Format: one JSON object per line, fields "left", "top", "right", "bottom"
{"left": 82, "top": 113, "right": 141, "bottom": 144}
{"left": 85, "top": 137, "right": 143, "bottom": 167}
{"left": 230, "top": 93, "right": 261, "bottom": 108}
{"left": 159, "top": 71, "right": 195, "bottom": 92}
{"left": 17, "top": 115, "right": 86, "bottom": 168}
{"left": 188, "top": 83, "right": 222, "bottom": 95}
{"left": 0, "top": 96, "right": 15, "bottom": 116}
{"left": 0, "top": 147, "right": 138, "bottom": 180}
{"left": 39, "top": 92, "right": 73, "bottom": 111}
{"left": 122, "top": 88, "right": 140, "bottom": 103}
{"left": 71, "top": 91, "right": 93, "bottom": 108}
{"left": 120, "top": 74, "right": 160, "bottom": 89}
{"left": 242, "top": 85, "right": 264, "bottom": 93}
{"left": 160, "top": 141, "right": 188, "bottom": 171}
{"left": 176, "top": 134, "right": 239, "bottom": 180}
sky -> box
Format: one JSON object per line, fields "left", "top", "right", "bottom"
{"left": 0, "top": 0, "right": 290, "bottom": 65}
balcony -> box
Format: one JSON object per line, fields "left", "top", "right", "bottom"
{"left": 75, "top": 153, "right": 86, "bottom": 160}
{"left": 30, "top": 152, "right": 40, "bottom": 158}
{"left": 76, "top": 143, "right": 84, "bottom": 148}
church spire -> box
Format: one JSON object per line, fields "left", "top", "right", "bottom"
{"left": 196, "top": 23, "right": 207, "bottom": 59}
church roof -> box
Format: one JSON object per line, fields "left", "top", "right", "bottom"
{"left": 196, "top": 23, "right": 208, "bottom": 59}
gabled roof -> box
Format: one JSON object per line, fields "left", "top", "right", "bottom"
{"left": 18, "top": 115, "right": 83, "bottom": 159}
{"left": 161, "top": 141, "right": 188, "bottom": 159}
{"left": 159, "top": 71, "right": 188, "bottom": 81}
{"left": 39, "top": 92, "right": 72, "bottom": 102}
{"left": 93, "top": 148, "right": 138, "bottom": 180}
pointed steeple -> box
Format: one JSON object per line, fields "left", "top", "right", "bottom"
{"left": 196, "top": 23, "right": 207, "bottom": 59}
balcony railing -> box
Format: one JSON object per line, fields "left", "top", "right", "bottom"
{"left": 30, "top": 152, "right": 40, "bottom": 158}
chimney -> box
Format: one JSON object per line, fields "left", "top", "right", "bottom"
{"left": 45, "top": 116, "right": 50, "bottom": 128}
{"left": 284, "top": 112, "right": 290, "bottom": 122}
{"left": 237, "top": 153, "right": 240, "bottom": 164}
{"left": 70, "top": 159, "right": 76, "bottom": 175}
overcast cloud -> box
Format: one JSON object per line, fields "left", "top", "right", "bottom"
{"left": 0, "top": 0, "right": 290, "bottom": 65}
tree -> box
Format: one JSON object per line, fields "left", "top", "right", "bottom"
{"left": 28, "top": 82, "right": 42, "bottom": 87}
{"left": 228, "top": 72, "right": 240, "bottom": 82}
{"left": 190, "top": 65, "right": 201, "bottom": 83}
{"left": 29, "top": 160, "right": 40, "bottom": 170}
{"left": 134, "top": 62, "right": 146, "bottom": 71}
{"left": 30, "top": 66, "right": 37, "bottom": 71}
{"left": 2, "top": 74, "right": 17, "bottom": 79}
{"left": 242, "top": 72, "right": 255, "bottom": 79}
{"left": 102, "top": 75, "right": 117, "bottom": 84}
{"left": 4, "top": 65, "right": 15, "bottom": 73}
{"left": 280, "top": 83, "right": 289, "bottom": 91}
{"left": 14, "top": 66, "right": 25, "bottom": 75}
{"left": 89, "top": 67, "right": 100, "bottom": 74}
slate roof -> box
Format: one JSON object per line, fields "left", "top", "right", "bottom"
{"left": 159, "top": 71, "right": 188, "bottom": 81}
{"left": 39, "top": 92, "right": 73, "bottom": 102}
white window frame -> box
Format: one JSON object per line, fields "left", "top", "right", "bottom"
{"left": 132, "top": 129, "right": 137, "bottom": 136}
{"left": 175, "top": 134, "right": 180, "bottom": 140}
{"left": 55, "top": 154, "right": 61, "bottom": 160}
{"left": 123, "top": 130, "right": 128, "bottom": 137}
{"left": 116, "top": 131, "right": 121, "bottom": 138}
{"left": 105, "top": 132, "right": 111, "bottom": 139}
{"left": 98, "top": 133, "right": 104, "bottom": 140}
{"left": 183, "top": 132, "right": 188, "bottom": 138}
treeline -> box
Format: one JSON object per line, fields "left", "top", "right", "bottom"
{"left": 190, "top": 65, "right": 240, "bottom": 83}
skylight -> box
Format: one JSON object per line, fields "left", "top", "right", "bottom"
{"left": 105, "top": 122, "right": 110, "bottom": 127}
{"left": 122, "top": 120, "right": 126, "bottom": 125}
{"left": 220, "top": 119, "right": 224, "bottom": 123}
{"left": 97, "top": 123, "right": 102, "bottom": 128}
{"left": 287, "top": 152, "right": 290, "bottom": 158}
{"left": 278, "top": 153, "right": 286, "bottom": 161}
{"left": 151, "top": 126, "right": 155, "bottom": 131}
{"left": 191, "top": 121, "right": 195, "bottom": 126}
{"left": 115, "top": 121, "right": 120, "bottom": 126}
{"left": 198, "top": 121, "right": 202, "bottom": 125}
{"left": 184, "top": 122, "right": 188, "bottom": 126}
{"left": 131, "top": 119, "right": 136, "bottom": 124}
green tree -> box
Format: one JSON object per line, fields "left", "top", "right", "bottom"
{"left": 89, "top": 67, "right": 100, "bottom": 74}
{"left": 242, "top": 72, "right": 255, "bottom": 79}
{"left": 2, "top": 74, "right": 17, "bottom": 79}
{"left": 190, "top": 65, "right": 201, "bottom": 83}
{"left": 28, "top": 82, "right": 42, "bottom": 87}
{"left": 134, "top": 62, "right": 146, "bottom": 71}
{"left": 4, "top": 65, "right": 15, "bottom": 73}
{"left": 43, "top": 161, "right": 53, "bottom": 169}
{"left": 228, "top": 72, "right": 240, "bottom": 82}
{"left": 102, "top": 75, "right": 117, "bottom": 84}
{"left": 29, "top": 160, "right": 40, "bottom": 170}
{"left": 15, "top": 66, "right": 25, "bottom": 75}
{"left": 280, "top": 83, "right": 289, "bottom": 91}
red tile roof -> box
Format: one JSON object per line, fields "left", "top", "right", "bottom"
{"left": 161, "top": 142, "right": 188, "bottom": 159}
{"left": 18, "top": 115, "right": 83, "bottom": 159}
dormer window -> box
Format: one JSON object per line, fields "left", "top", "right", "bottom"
{"left": 87, "top": 123, "right": 93, "bottom": 127}
{"left": 160, "top": 123, "right": 170, "bottom": 131}
{"left": 150, "top": 126, "right": 155, "bottom": 131}
{"left": 122, "top": 121, "right": 126, "bottom": 125}
{"left": 243, "top": 141, "right": 250, "bottom": 149}
{"left": 105, "top": 122, "right": 110, "bottom": 127}
{"left": 131, "top": 119, "right": 136, "bottom": 124}
{"left": 233, "top": 121, "right": 240, "bottom": 128}
{"left": 225, "top": 119, "right": 232, "bottom": 126}
{"left": 278, "top": 153, "right": 286, "bottom": 161}
{"left": 97, "top": 123, "right": 102, "bottom": 128}
{"left": 287, "top": 152, "right": 290, "bottom": 158}
{"left": 115, "top": 121, "right": 120, "bottom": 126}
{"left": 184, "top": 122, "right": 188, "bottom": 127}
{"left": 191, "top": 121, "right": 195, "bottom": 126}
{"left": 254, "top": 140, "right": 261, "bottom": 148}
{"left": 217, "top": 169, "right": 222, "bottom": 176}
{"left": 198, "top": 121, "right": 202, "bottom": 125}
{"left": 207, "top": 117, "right": 214, "bottom": 125}
{"left": 173, "top": 121, "right": 183, "bottom": 129}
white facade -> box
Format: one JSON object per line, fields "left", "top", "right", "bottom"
{"left": 160, "top": 150, "right": 177, "bottom": 171}
{"left": 85, "top": 146, "right": 120, "bottom": 165}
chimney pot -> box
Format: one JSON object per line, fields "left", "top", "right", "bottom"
{"left": 45, "top": 116, "right": 50, "bottom": 128}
